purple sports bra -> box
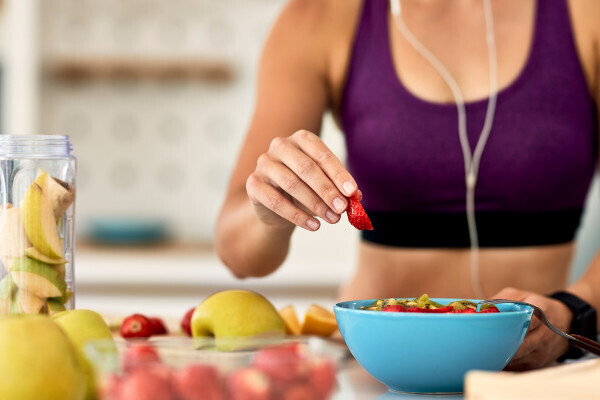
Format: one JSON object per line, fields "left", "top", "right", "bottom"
{"left": 340, "top": 0, "right": 598, "bottom": 248}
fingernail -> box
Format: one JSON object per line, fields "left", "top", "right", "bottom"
{"left": 326, "top": 210, "right": 339, "bottom": 222}
{"left": 306, "top": 219, "right": 319, "bottom": 230}
{"left": 333, "top": 197, "right": 346, "bottom": 213}
{"left": 342, "top": 181, "right": 355, "bottom": 196}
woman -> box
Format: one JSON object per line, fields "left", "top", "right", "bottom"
{"left": 215, "top": 0, "right": 599, "bottom": 369}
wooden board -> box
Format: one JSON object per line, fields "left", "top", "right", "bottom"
{"left": 465, "top": 359, "right": 600, "bottom": 400}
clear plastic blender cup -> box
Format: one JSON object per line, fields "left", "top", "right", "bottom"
{"left": 0, "top": 135, "right": 76, "bottom": 315}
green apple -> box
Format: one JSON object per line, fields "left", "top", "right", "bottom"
{"left": 0, "top": 274, "right": 15, "bottom": 299}
{"left": 9, "top": 289, "right": 19, "bottom": 313}
{"left": 10, "top": 256, "right": 66, "bottom": 298}
{"left": 52, "top": 262, "right": 67, "bottom": 281}
{"left": 52, "top": 309, "right": 116, "bottom": 400}
{"left": 50, "top": 288, "right": 73, "bottom": 306}
{"left": 26, "top": 246, "right": 67, "bottom": 264}
{"left": 0, "top": 314, "right": 86, "bottom": 400}
{"left": 191, "top": 289, "right": 286, "bottom": 348}
{"left": 46, "top": 298, "right": 67, "bottom": 314}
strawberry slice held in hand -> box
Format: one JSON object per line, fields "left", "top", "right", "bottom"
{"left": 346, "top": 195, "right": 373, "bottom": 230}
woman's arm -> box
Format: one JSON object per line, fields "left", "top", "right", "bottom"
{"left": 215, "top": 0, "right": 358, "bottom": 278}
{"left": 568, "top": 25, "right": 600, "bottom": 319}
{"left": 568, "top": 0, "right": 600, "bottom": 328}
{"left": 499, "top": 6, "right": 600, "bottom": 369}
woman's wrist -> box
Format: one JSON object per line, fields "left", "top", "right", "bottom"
{"left": 547, "top": 290, "right": 598, "bottom": 360}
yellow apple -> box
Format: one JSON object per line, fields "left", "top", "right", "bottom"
{"left": 52, "top": 309, "right": 117, "bottom": 400}
{"left": 191, "top": 289, "right": 285, "bottom": 348}
{"left": 0, "top": 314, "right": 86, "bottom": 400}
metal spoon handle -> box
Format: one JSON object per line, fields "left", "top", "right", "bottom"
{"left": 570, "top": 334, "right": 600, "bottom": 357}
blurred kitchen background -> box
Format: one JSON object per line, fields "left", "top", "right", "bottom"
{"left": 0, "top": 0, "right": 358, "bottom": 323}
{"left": 0, "top": 0, "right": 598, "bottom": 324}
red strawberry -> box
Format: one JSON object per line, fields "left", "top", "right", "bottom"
{"left": 382, "top": 305, "right": 406, "bottom": 312}
{"left": 174, "top": 364, "right": 226, "bottom": 400}
{"left": 479, "top": 306, "right": 500, "bottom": 313}
{"left": 99, "top": 373, "right": 122, "bottom": 400}
{"left": 120, "top": 314, "right": 154, "bottom": 339}
{"left": 226, "top": 367, "right": 272, "bottom": 400}
{"left": 122, "top": 343, "right": 162, "bottom": 373}
{"left": 450, "top": 308, "right": 477, "bottom": 314}
{"left": 253, "top": 343, "right": 310, "bottom": 385}
{"left": 420, "top": 306, "right": 454, "bottom": 313}
{"left": 308, "top": 356, "right": 336, "bottom": 400}
{"left": 280, "top": 383, "right": 316, "bottom": 400}
{"left": 180, "top": 307, "right": 195, "bottom": 337}
{"left": 149, "top": 317, "right": 168, "bottom": 335}
{"left": 346, "top": 196, "right": 373, "bottom": 230}
{"left": 118, "top": 365, "right": 176, "bottom": 400}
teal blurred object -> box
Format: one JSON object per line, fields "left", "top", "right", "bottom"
{"left": 334, "top": 299, "right": 533, "bottom": 394}
{"left": 86, "top": 217, "right": 168, "bottom": 244}
{"left": 375, "top": 390, "right": 463, "bottom": 399}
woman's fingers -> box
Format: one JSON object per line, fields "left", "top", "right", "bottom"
{"left": 261, "top": 152, "right": 340, "bottom": 223}
{"left": 248, "top": 130, "right": 357, "bottom": 229}
{"left": 290, "top": 130, "right": 358, "bottom": 197}
{"left": 504, "top": 321, "right": 546, "bottom": 370}
{"left": 247, "top": 172, "right": 321, "bottom": 231}
{"left": 272, "top": 139, "right": 347, "bottom": 216}
{"left": 492, "top": 287, "right": 572, "bottom": 370}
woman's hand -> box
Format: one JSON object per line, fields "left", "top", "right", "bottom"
{"left": 246, "top": 129, "right": 358, "bottom": 231}
{"left": 491, "top": 287, "right": 572, "bottom": 370}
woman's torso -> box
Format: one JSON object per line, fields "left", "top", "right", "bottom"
{"left": 320, "top": 0, "right": 599, "bottom": 300}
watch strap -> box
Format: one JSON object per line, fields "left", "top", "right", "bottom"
{"left": 548, "top": 291, "right": 597, "bottom": 361}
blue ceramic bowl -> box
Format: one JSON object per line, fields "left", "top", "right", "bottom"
{"left": 334, "top": 298, "right": 533, "bottom": 394}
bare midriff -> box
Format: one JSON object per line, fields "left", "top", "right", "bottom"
{"left": 336, "top": 242, "right": 574, "bottom": 301}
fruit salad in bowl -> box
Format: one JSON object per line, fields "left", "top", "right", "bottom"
{"left": 334, "top": 294, "right": 533, "bottom": 394}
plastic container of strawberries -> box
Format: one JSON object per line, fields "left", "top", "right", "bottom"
{"left": 84, "top": 335, "right": 344, "bottom": 400}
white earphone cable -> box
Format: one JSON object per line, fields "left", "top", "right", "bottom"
{"left": 391, "top": 0, "right": 498, "bottom": 299}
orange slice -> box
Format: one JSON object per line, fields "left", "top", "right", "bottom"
{"left": 300, "top": 304, "right": 338, "bottom": 336}
{"left": 279, "top": 305, "right": 301, "bottom": 335}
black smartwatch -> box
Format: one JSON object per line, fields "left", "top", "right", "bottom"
{"left": 548, "top": 291, "right": 597, "bottom": 361}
